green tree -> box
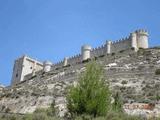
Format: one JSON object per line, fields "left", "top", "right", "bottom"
{"left": 67, "top": 61, "right": 111, "bottom": 117}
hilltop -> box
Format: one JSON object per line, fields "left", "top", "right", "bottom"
{"left": 0, "top": 47, "right": 160, "bottom": 118}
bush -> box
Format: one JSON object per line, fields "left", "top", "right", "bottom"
{"left": 82, "top": 58, "right": 91, "bottom": 63}
{"left": 156, "top": 94, "right": 160, "bottom": 101}
{"left": 119, "top": 50, "right": 125, "bottom": 53}
{"left": 121, "top": 80, "right": 128, "bottom": 85}
{"left": 67, "top": 61, "right": 111, "bottom": 117}
{"left": 111, "top": 53, "right": 115, "bottom": 56}
{"left": 155, "top": 69, "right": 160, "bottom": 75}
{"left": 112, "top": 92, "right": 123, "bottom": 112}
{"left": 99, "top": 55, "right": 105, "bottom": 58}
{"left": 131, "top": 47, "right": 135, "bottom": 51}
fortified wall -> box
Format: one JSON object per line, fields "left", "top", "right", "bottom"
{"left": 52, "top": 29, "right": 148, "bottom": 69}
{"left": 11, "top": 29, "right": 149, "bottom": 85}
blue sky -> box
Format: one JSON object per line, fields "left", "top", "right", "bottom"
{"left": 0, "top": 0, "right": 160, "bottom": 86}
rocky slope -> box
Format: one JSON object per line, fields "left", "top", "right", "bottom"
{"left": 0, "top": 47, "right": 160, "bottom": 117}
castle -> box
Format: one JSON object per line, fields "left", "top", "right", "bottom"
{"left": 11, "top": 29, "right": 149, "bottom": 85}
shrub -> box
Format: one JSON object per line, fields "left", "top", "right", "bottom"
{"left": 82, "top": 58, "right": 91, "bottom": 63}
{"left": 119, "top": 50, "right": 125, "bottom": 53}
{"left": 111, "top": 53, "right": 115, "bottom": 56}
{"left": 67, "top": 61, "right": 111, "bottom": 117}
{"left": 112, "top": 92, "right": 123, "bottom": 112}
{"left": 155, "top": 69, "right": 160, "bottom": 75}
{"left": 99, "top": 55, "right": 105, "bottom": 58}
{"left": 121, "top": 80, "right": 128, "bottom": 85}
{"left": 94, "top": 57, "right": 98, "bottom": 60}
{"left": 139, "top": 48, "right": 145, "bottom": 50}
{"left": 131, "top": 47, "right": 135, "bottom": 51}
{"left": 156, "top": 94, "right": 160, "bottom": 101}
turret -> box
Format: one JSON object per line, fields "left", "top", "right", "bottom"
{"left": 130, "top": 32, "right": 138, "bottom": 51}
{"left": 81, "top": 45, "right": 92, "bottom": 61}
{"left": 106, "top": 40, "right": 112, "bottom": 54}
{"left": 43, "top": 61, "right": 52, "bottom": 72}
{"left": 63, "top": 57, "right": 68, "bottom": 66}
{"left": 136, "top": 29, "right": 149, "bottom": 49}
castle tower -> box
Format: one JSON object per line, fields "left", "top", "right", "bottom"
{"left": 11, "top": 55, "right": 43, "bottom": 85}
{"left": 43, "top": 61, "right": 52, "bottom": 72}
{"left": 136, "top": 29, "right": 149, "bottom": 49}
{"left": 63, "top": 57, "right": 68, "bottom": 66}
{"left": 130, "top": 32, "right": 138, "bottom": 51}
{"left": 81, "top": 45, "right": 92, "bottom": 61}
{"left": 106, "top": 40, "right": 112, "bottom": 54}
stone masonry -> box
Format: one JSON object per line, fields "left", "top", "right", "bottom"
{"left": 11, "top": 29, "right": 149, "bottom": 85}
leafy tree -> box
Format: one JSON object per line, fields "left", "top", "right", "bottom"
{"left": 67, "top": 61, "right": 111, "bottom": 117}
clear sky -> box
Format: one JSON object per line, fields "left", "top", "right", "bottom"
{"left": 0, "top": 0, "right": 160, "bottom": 86}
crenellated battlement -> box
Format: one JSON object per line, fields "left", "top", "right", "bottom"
{"left": 55, "top": 29, "right": 149, "bottom": 66}
{"left": 11, "top": 29, "right": 149, "bottom": 85}
{"left": 67, "top": 53, "right": 81, "bottom": 61}
{"left": 93, "top": 45, "right": 104, "bottom": 51}
{"left": 135, "top": 29, "right": 148, "bottom": 36}
{"left": 110, "top": 36, "right": 130, "bottom": 45}
{"left": 133, "top": 29, "right": 149, "bottom": 49}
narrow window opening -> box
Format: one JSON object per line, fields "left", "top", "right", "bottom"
{"left": 16, "top": 73, "right": 18, "bottom": 77}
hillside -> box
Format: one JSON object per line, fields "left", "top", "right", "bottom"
{"left": 0, "top": 47, "right": 160, "bottom": 117}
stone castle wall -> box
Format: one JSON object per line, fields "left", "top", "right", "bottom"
{"left": 67, "top": 54, "right": 82, "bottom": 65}
{"left": 91, "top": 44, "right": 106, "bottom": 58}
{"left": 11, "top": 29, "right": 149, "bottom": 85}
{"left": 52, "top": 54, "right": 82, "bottom": 69}
{"left": 52, "top": 36, "right": 131, "bottom": 68}
{"left": 52, "top": 29, "right": 148, "bottom": 68}
{"left": 111, "top": 37, "right": 132, "bottom": 53}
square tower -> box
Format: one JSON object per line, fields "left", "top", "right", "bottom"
{"left": 11, "top": 55, "right": 43, "bottom": 85}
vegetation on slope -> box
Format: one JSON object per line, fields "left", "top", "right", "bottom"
{"left": 67, "top": 62, "right": 111, "bottom": 118}
{"left": 66, "top": 62, "right": 145, "bottom": 120}
{"left": 0, "top": 61, "right": 159, "bottom": 120}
